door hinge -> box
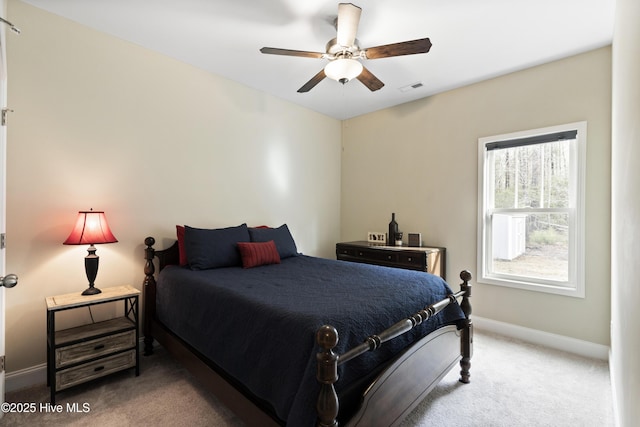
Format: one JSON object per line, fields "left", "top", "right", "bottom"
{"left": 1, "top": 108, "right": 13, "bottom": 126}
{"left": 0, "top": 355, "right": 4, "bottom": 373}
{"left": 0, "top": 233, "right": 5, "bottom": 249}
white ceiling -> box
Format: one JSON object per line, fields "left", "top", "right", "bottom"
{"left": 19, "top": 0, "right": 615, "bottom": 120}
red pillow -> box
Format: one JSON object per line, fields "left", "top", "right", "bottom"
{"left": 237, "top": 240, "right": 281, "bottom": 269}
{"left": 176, "top": 225, "right": 188, "bottom": 266}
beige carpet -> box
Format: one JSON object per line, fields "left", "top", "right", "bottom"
{"left": 2, "top": 330, "right": 613, "bottom": 426}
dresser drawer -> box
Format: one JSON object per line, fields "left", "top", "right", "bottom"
{"left": 56, "top": 330, "right": 136, "bottom": 368}
{"left": 337, "top": 246, "right": 357, "bottom": 257}
{"left": 336, "top": 242, "right": 446, "bottom": 278}
{"left": 56, "top": 350, "right": 136, "bottom": 391}
{"left": 357, "top": 248, "right": 398, "bottom": 263}
{"left": 396, "top": 252, "right": 426, "bottom": 269}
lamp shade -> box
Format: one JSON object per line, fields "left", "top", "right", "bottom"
{"left": 63, "top": 210, "right": 118, "bottom": 245}
{"left": 324, "top": 58, "right": 363, "bottom": 83}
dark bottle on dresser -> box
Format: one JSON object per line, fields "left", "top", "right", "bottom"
{"left": 388, "top": 213, "right": 398, "bottom": 246}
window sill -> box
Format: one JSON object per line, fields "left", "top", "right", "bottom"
{"left": 479, "top": 275, "right": 585, "bottom": 298}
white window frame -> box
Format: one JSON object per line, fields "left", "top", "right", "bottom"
{"left": 477, "top": 122, "right": 586, "bottom": 298}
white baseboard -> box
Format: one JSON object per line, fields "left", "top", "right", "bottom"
{"left": 6, "top": 363, "right": 46, "bottom": 393}
{"left": 608, "top": 347, "right": 620, "bottom": 427}
{"left": 473, "top": 316, "right": 610, "bottom": 360}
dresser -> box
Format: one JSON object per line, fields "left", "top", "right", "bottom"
{"left": 336, "top": 241, "right": 446, "bottom": 279}
{"left": 46, "top": 285, "right": 140, "bottom": 404}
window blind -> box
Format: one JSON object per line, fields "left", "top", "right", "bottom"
{"left": 485, "top": 130, "right": 577, "bottom": 151}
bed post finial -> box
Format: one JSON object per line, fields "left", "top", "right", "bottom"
{"left": 459, "top": 270, "right": 473, "bottom": 384}
{"left": 316, "top": 325, "right": 339, "bottom": 427}
{"left": 143, "top": 237, "right": 156, "bottom": 356}
{"left": 459, "top": 270, "right": 472, "bottom": 315}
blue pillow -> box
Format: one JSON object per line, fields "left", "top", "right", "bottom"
{"left": 184, "top": 224, "right": 250, "bottom": 269}
{"left": 249, "top": 224, "right": 298, "bottom": 259}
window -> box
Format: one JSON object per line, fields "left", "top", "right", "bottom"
{"left": 477, "top": 122, "right": 586, "bottom": 297}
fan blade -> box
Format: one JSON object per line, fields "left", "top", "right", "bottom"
{"left": 336, "top": 3, "right": 362, "bottom": 47}
{"left": 297, "top": 69, "right": 326, "bottom": 93}
{"left": 260, "top": 47, "right": 324, "bottom": 59}
{"left": 364, "top": 38, "right": 432, "bottom": 59}
{"left": 356, "top": 66, "right": 384, "bottom": 91}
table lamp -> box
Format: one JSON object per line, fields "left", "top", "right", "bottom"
{"left": 63, "top": 209, "right": 118, "bottom": 295}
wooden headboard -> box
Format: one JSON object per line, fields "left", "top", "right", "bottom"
{"left": 144, "top": 237, "right": 180, "bottom": 271}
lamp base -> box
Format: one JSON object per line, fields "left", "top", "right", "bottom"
{"left": 82, "top": 285, "right": 102, "bottom": 296}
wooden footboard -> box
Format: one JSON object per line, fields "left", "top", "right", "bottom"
{"left": 348, "top": 325, "right": 462, "bottom": 426}
{"left": 142, "top": 237, "right": 472, "bottom": 427}
{"left": 316, "top": 271, "right": 472, "bottom": 427}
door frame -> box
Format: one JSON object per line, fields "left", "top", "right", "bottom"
{"left": 0, "top": 0, "right": 9, "bottom": 410}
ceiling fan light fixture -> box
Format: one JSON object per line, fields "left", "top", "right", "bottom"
{"left": 324, "top": 58, "right": 363, "bottom": 84}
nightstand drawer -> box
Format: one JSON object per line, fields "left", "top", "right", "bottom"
{"left": 56, "top": 330, "right": 136, "bottom": 368}
{"left": 47, "top": 286, "right": 140, "bottom": 404}
{"left": 56, "top": 350, "right": 136, "bottom": 391}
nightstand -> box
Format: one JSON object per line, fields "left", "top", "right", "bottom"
{"left": 336, "top": 241, "right": 446, "bottom": 279}
{"left": 46, "top": 285, "right": 140, "bottom": 404}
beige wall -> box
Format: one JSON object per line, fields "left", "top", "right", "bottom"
{"left": 4, "top": 1, "right": 341, "bottom": 372}
{"left": 3, "top": 0, "right": 615, "bottom": 377}
{"left": 611, "top": 0, "right": 640, "bottom": 424}
{"left": 342, "top": 47, "right": 612, "bottom": 345}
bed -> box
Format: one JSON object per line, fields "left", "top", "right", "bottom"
{"left": 142, "top": 224, "right": 473, "bottom": 426}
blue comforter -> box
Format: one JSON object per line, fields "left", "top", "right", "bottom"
{"left": 156, "top": 255, "right": 465, "bottom": 426}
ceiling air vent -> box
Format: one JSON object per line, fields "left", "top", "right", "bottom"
{"left": 399, "top": 82, "right": 424, "bottom": 93}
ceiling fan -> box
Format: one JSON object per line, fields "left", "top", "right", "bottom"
{"left": 260, "top": 3, "right": 432, "bottom": 93}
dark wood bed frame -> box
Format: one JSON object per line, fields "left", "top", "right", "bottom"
{"left": 142, "top": 237, "right": 473, "bottom": 427}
